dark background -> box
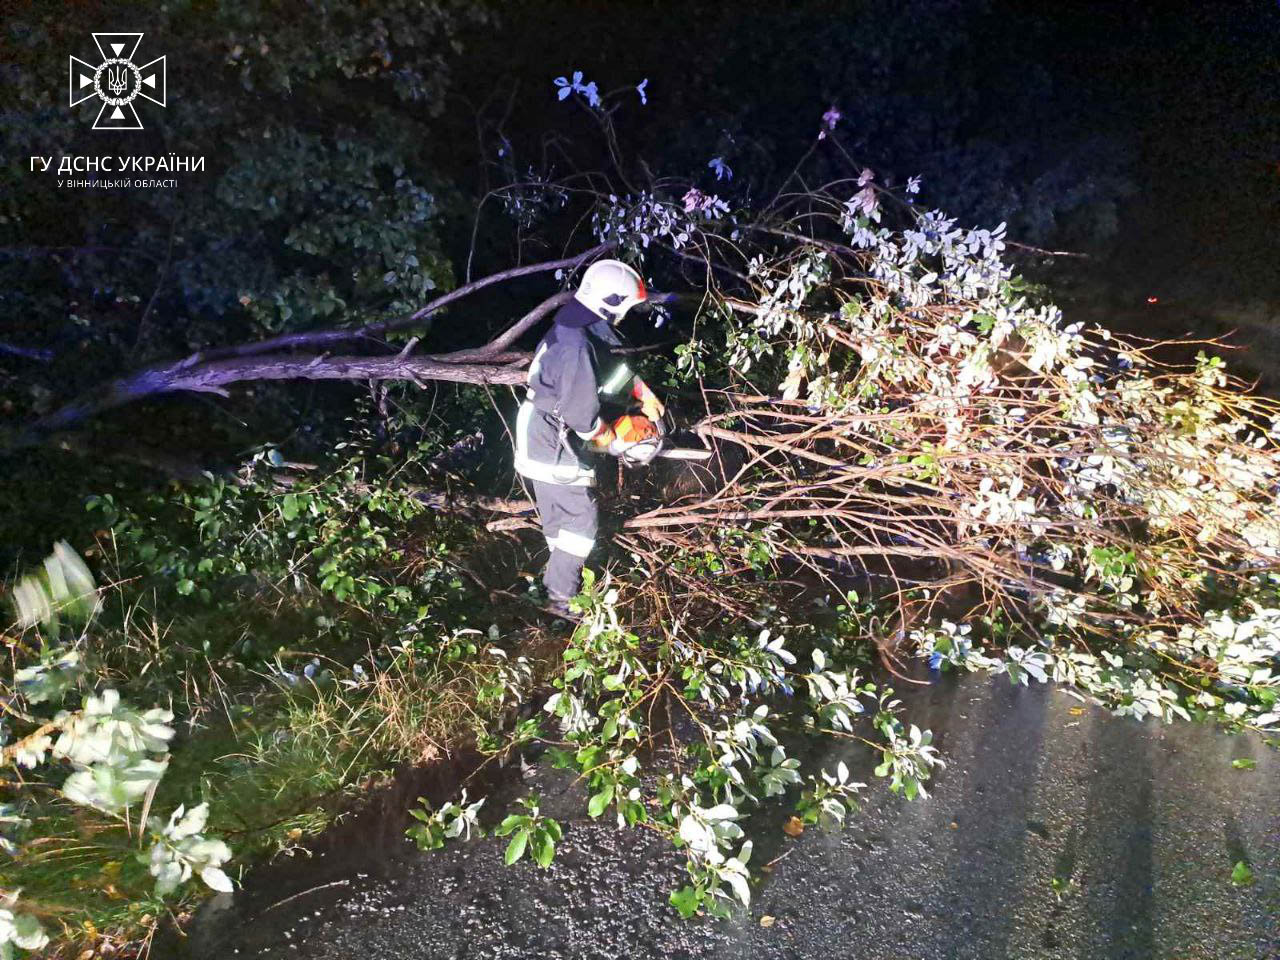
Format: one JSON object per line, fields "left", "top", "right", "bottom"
{"left": 462, "top": 0, "right": 1279, "bottom": 299}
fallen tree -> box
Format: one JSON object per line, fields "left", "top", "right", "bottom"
{"left": 19, "top": 128, "right": 1280, "bottom": 729}
{"left": 515, "top": 165, "right": 1280, "bottom": 914}
{"left": 9, "top": 250, "right": 606, "bottom": 445}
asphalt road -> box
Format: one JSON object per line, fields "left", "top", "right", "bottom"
{"left": 193, "top": 675, "right": 1279, "bottom": 960}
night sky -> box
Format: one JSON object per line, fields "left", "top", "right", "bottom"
{"left": 446, "top": 0, "right": 1279, "bottom": 299}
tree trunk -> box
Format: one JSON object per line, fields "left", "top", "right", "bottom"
{"left": 10, "top": 249, "right": 617, "bottom": 447}
{"left": 23, "top": 353, "right": 530, "bottom": 440}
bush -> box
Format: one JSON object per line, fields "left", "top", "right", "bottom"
{"left": 0, "top": 423, "right": 533, "bottom": 954}
{"left": 1, "top": 545, "right": 230, "bottom": 955}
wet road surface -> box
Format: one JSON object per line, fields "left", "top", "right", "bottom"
{"left": 194, "top": 675, "right": 1279, "bottom": 960}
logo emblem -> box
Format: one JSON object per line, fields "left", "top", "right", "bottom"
{"left": 69, "top": 33, "right": 166, "bottom": 130}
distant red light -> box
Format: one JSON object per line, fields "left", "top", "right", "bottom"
{"left": 1146, "top": 296, "right": 1159, "bottom": 304}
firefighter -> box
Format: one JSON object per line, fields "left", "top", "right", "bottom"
{"left": 514, "top": 259, "right": 665, "bottom": 614}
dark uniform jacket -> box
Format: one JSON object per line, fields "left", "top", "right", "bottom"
{"left": 514, "top": 300, "right": 635, "bottom": 486}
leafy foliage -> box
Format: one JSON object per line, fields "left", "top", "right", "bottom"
{"left": 87, "top": 429, "right": 463, "bottom": 619}
{"left": 9, "top": 541, "right": 98, "bottom": 633}
{"left": 534, "top": 575, "right": 939, "bottom": 916}
{"left": 1, "top": 0, "right": 486, "bottom": 436}
{"left": 1, "top": 546, "right": 231, "bottom": 955}
{"left": 490, "top": 81, "right": 1280, "bottom": 734}
{"left": 0, "top": 420, "right": 522, "bottom": 954}
{"left": 406, "top": 791, "right": 485, "bottom": 852}
{"left": 494, "top": 794, "right": 562, "bottom": 869}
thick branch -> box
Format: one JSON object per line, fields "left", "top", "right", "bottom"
{"left": 16, "top": 254, "right": 611, "bottom": 442}
{"left": 440, "top": 290, "right": 573, "bottom": 362}
{"left": 196, "top": 244, "right": 611, "bottom": 364}
{"left": 22, "top": 353, "right": 529, "bottom": 441}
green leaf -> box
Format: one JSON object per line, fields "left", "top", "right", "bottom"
{"left": 1230, "top": 861, "right": 1254, "bottom": 886}
{"left": 494, "top": 814, "right": 523, "bottom": 836}
{"left": 281, "top": 493, "right": 299, "bottom": 520}
{"left": 406, "top": 823, "right": 443, "bottom": 851}
{"left": 532, "top": 830, "right": 556, "bottom": 868}
{"left": 587, "top": 784, "right": 614, "bottom": 818}
{"left": 669, "top": 884, "right": 701, "bottom": 918}
{"left": 620, "top": 799, "right": 645, "bottom": 827}
{"left": 176, "top": 579, "right": 196, "bottom": 596}
{"left": 505, "top": 829, "right": 529, "bottom": 865}
{"left": 1231, "top": 758, "right": 1257, "bottom": 770}
{"left": 11, "top": 912, "right": 48, "bottom": 951}
{"left": 546, "top": 747, "right": 575, "bottom": 769}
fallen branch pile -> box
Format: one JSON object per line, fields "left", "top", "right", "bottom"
{"left": 574, "top": 182, "right": 1280, "bottom": 727}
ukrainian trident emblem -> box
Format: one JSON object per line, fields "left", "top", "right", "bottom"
{"left": 69, "top": 33, "right": 166, "bottom": 130}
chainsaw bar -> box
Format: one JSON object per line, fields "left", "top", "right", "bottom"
{"left": 656, "top": 446, "right": 713, "bottom": 460}
{"left": 650, "top": 412, "right": 712, "bottom": 461}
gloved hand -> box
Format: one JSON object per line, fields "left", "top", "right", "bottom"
{"left": 633, "top": 380, "right": 665, "bottom": 422}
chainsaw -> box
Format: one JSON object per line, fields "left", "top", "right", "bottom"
{"left": 607, "top": 412, "right": 712, "bottom": 466}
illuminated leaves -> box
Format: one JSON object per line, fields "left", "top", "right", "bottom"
{"left": 406, "top": 791, "right": 486, "bottom": 851}
{"left": 494, "top": 795, "right": 562, "bottom": 869}
{"left": 553, "top": 71, "right": 600, "bottom": 107}
{"left": 147, "top": 803, "right": 235, "bottom": 896}
{"left": 10, "top": 540, "right": 99, "bottom": 632}
{"left": 0, "top": 893, "right": 49, "bottom": 954}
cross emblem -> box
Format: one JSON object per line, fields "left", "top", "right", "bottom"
{"left": 69, "top": 33, "right": 166, "bottom": 131}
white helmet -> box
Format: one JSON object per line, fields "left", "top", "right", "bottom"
{"left": 575, "top": 259, "right": 647, "bottom": 322}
